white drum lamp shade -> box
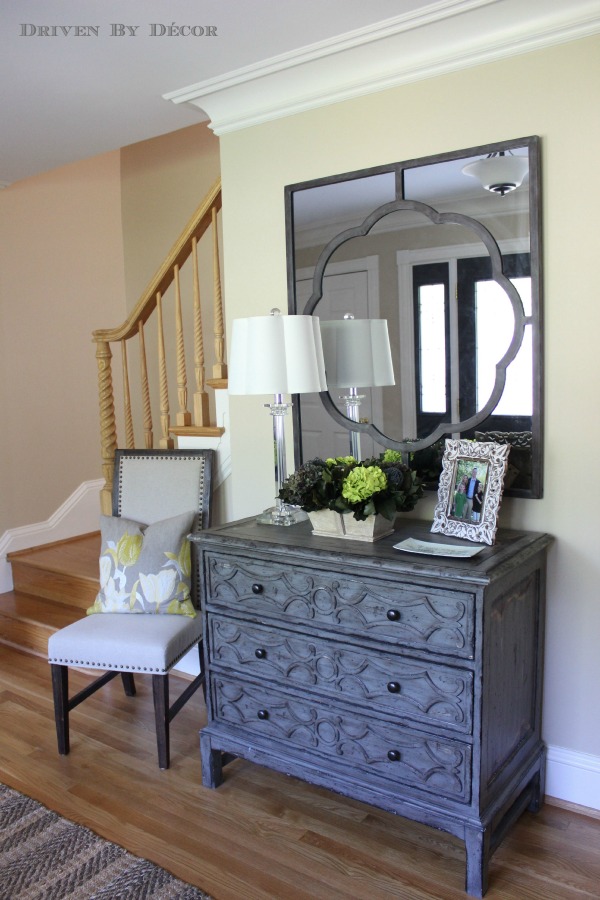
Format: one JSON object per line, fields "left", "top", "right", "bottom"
{"left": 320, "top": 318, "right": 395, "bottom": 389}
{"left": 228, "top": 312, "right": 327, "bottom": 396}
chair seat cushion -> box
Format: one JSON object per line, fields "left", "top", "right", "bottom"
{"left": 48, "top": 614, "right": 202, "bottom": 674}
{"left": 87, "top": 512, "right": 196, "bottom": 617}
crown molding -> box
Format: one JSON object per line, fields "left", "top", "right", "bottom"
{"left": 164, "top": 0, "right": 600, "bottom": 135}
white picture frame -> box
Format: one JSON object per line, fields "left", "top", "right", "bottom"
{"left": 431, "top": 439, "right": 510, "bottom": 545}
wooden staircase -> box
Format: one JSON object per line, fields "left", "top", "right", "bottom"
{"left": 1, "top": 182, "right": 228, "bottom": 657}
{"left": 0, "top": 534, "right": 100, "bottom": 659}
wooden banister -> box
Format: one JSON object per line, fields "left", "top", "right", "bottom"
{"left": 93, "top": 178, "right": 225, "bottom": 512}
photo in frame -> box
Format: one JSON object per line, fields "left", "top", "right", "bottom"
{"left": 431, "top": 439, "right": 510, "bottom": 545}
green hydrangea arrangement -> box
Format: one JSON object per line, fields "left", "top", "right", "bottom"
{"left": 279, "top": 449, "right": 423, "bottom": 521}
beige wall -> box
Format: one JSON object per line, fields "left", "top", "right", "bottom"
{"left": 119, "top": 124, "right": 222, "bottom": 449}
{"left": 0, "top": 152, "right": 127, "bottom": 532}
{"left": 0, "top": 123, "right": 220, "bottom": 536}
{"left": 120, "top": 123, "right": 220, "bottom": 309}
{"left": 219, "top": 35, "right": 600, "bottom": 759}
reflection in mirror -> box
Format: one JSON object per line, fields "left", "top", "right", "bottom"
{"left": 320, "top": 315, "right": 395, "bottom": 460}
{"left": 286, "top": 137, "right": 542, "bottom": 498}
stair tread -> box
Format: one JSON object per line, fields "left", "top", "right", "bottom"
{"left": 0, "top": 591, "right": 84, "bottom": 630}
{"left": 8, "top": 533, "right": 100, "bottom": 580}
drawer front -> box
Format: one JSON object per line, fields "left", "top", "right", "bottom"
{"left": 210, "top": 616, "right": 473, "bottom": 734}
{"left": 212, "top": 675, "right": 472, "bottom": 803}
{"left": 205, "top": 553, "right": 474, "bottom": 658}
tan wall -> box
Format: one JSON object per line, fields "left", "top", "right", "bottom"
{"left": 118, "top": 124, "right": 222, "bottom": 447}
{"left": 120, "top": 123, "right": 220, "bottom": 309}
{"left": 0, "top": 152, "right": 127, "bottom": 532}
{"left": 0, "top": 124, "right": 220, "bottom": 536}
{"left": 219, "top": 35, "right": 600, "bottom": 758}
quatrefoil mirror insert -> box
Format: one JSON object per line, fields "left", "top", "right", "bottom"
{"left": 285, "top": 136, "right": 543, "bottom": 498}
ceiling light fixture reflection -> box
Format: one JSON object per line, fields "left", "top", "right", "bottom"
{"left": 462, "top": 151, "right": 528, "bottom": 196}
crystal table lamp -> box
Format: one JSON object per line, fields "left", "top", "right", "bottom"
{"left": 320, "top": 315, "right": 395, "bottom": 459}
{"left": 228, "top": 308, "right": 327, "bottom": 526}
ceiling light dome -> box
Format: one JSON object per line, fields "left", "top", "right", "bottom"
{"left": 462, "top": 151, "right": 529, "bottom": 196}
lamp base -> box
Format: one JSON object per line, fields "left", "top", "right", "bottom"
{"left": 257, "top": 504, "right": 308, "bottom": 527}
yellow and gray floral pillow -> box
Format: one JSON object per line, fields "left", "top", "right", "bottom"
{"left": 87, "top": 513, "right": 196, "bottom": 617}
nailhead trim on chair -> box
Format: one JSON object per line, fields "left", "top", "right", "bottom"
{"left": 47, "top": 637, "right": 201, "bottom": 674}
{"left": 116, "top": 453, "right": 207, "bottom": 523}
{"left": 48, "top": 660, "right": 164, "bottom": 672}
{"left": 115, "top": 452, "right": 208, "bottom": 610}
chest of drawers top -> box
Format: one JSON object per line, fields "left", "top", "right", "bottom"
{"left": 194, "top": 516, "right": 550, "bottom": 595}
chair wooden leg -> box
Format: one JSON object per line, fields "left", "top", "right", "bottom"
{"left": 51, "top": 664, "right": 70, "bottom": 755}
{"left": 121, "top": 673, "right": 136, "bottom": 696}
{"left": 152, "top": 674, "right": 170, "bottom": 770}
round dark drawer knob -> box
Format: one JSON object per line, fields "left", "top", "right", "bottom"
{"left": 257, "top": 709, "right": 269, "bottom": 720}
{"left": 387, "top": 749, "right": 401, "bottom": 762}
{"left": 386, "top": 609, "right": 400, "bottom": 621}
{"left": 255, "top": 648, "right": 267, "bottom": 659}
{"left": 387, "top": 681, "right": 401, "bottom": 694}
{"left": 251, "top": 583, "right": 264, "bottom": 595}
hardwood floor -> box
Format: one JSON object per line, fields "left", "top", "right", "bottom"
{"left": 1, "top": 644, "right": 599, "bottom": 899}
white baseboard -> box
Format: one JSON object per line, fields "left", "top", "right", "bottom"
{"left": 546, "top": 744, "right": 600, "bottom": 812}
{"left": 0, "top": 479, "right": 103, "bottom": 593}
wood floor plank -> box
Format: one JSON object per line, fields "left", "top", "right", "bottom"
{"left": 1, "top": 644, "right": 599, "bottom": 899}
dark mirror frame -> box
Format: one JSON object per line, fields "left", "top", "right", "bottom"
{"left": 285, "top": 136, "right": 543, "bottom": 499}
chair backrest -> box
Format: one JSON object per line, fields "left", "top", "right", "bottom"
{"left": 111, "top": 449, "right": 214, "bottom": 607}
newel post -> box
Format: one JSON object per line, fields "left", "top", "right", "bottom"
{"left": 96, "top": 339, "right": 117, "bottom": 514}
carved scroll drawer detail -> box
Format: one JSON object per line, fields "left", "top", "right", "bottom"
{"left": 206, "top": 554, "right": 475, "bottom": 658}
{"left": 209, "top": 616, "right": 473, "bottom": 734}
{"left": 213, "top": 675, "right": 472, "bottom": 803}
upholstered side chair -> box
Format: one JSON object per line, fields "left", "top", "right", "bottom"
{"left": 48, "top": 448, "right": 214, "bottom": 769}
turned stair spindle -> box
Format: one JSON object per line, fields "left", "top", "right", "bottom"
{"left": 138, "top": 320, "right": 153, "bottom": 449}
{"left": 156, "top": 291, "right": 174, "bottom": 450}
{"left": 121, "top": 340, "right": 135, "bottom": 449}
{"left": 174, "top": 263, "right": 192, "bottom": 427}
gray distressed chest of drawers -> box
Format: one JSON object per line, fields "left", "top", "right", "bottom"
{"left": 192, "top": 517, "right": 552, "bottom": 897}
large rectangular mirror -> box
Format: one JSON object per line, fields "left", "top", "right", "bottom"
{"left": 285, "top": 136, "right": 543, "bottom": 498}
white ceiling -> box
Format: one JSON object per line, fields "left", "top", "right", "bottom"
{"left": 2, "top": 0, "right": 600, "bottom": 186}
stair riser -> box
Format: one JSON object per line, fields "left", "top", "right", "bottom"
{"left": 0, "top": 614, "right": 52, "bottom": 658}
{"left": 10, "top": 562, "right": 97, "bottom": 609}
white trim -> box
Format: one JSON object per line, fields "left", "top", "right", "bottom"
{"left": 176, "top": 389, "right": 232, "bottom": 488}
{"left": 165, "top": 0, "right": 495, "bottom": 103}
{"left": 164, "top": 1, "right": 600, "bottom": 135}
{"left": 546, "top": 744, "right": 600, "bottom": 812}
{"left": 0, "top": 479, "right": 103, "bottom": 594}
{"left": 396, "top": 238, "right": 530, "bottom": 432}
{"left": 396, "top": 238, "right": 529, "bottom": 267}
{"left": 296, "top": 256, "right": 380, "bottom": 313}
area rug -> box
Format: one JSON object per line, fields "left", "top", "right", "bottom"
{"left": 0, "top": 782, "right": 212, "bottom": 899}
